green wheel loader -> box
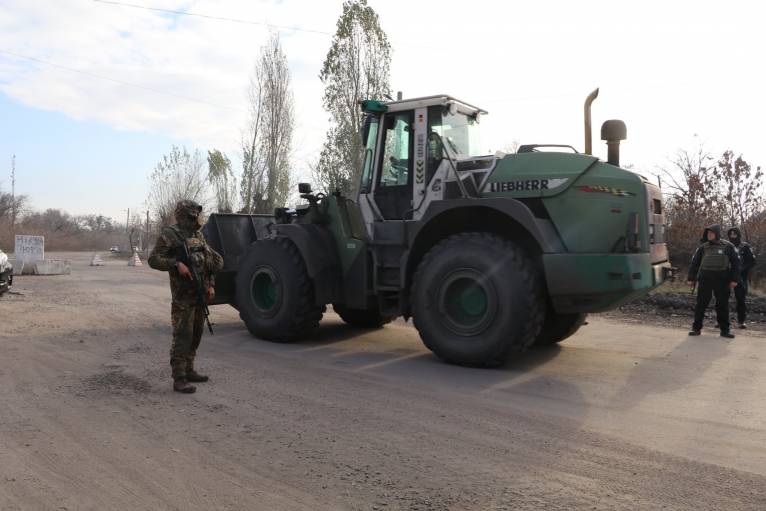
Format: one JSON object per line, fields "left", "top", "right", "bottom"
{"left": 204, "top": 89, "right": 673, "bottom": 367}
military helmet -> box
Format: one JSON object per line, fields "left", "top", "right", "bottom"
{"left": 174, "top": 200, "right": 202, "bottom": 222}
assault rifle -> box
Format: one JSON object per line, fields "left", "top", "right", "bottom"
{"left": 176, "top": 241, "right": 214, "bottom": 335}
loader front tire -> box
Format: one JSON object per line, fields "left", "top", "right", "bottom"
{"left": 411, "top": 232, "right": 545, "bottom": 367}
{"left": 235, "top": 237, "right": 324, "bottom": 342}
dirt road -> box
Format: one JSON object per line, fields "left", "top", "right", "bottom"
{"left": 2, "top": 252, "right": 766, "bottom": 510}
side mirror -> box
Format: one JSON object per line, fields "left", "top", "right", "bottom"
{"left": 447, "top": 101, "right": 458, "bottom": 116}
{"left": 298, "top": 183, "right": 312, "bottom": 194}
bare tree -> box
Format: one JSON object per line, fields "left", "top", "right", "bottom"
{"left": 240, "top": 61, "right": 266, "bottom": 214}
{"left": 10, "top": 208, "right": 124, "bottom": 251}
{"left": 0, "top": 185, "right": 28, "bottom": 246}
{"left": 659, "top": 145, "right": 721, "bottom": 221}
{"left": 208, "top": 149, "right": 236, "bottom": 213}
{"left": 126, "top": 211, "right": 149, "bottom": 252}
{"left": 146, "top": 145, "right": 209, "bottom": 229}
{"left": 314, "top": 0, "right": 391, "bottom": 195}
{"left": 659, "top": 145, "right": 721, "bottom": 264}
{"left": 660, "top": 144, "right": 766, "bottom": 273}
{"left": 714, "top": 150, "right": 765, "bottom": 238}
{"left": 240, "top": 33, "right": 294, "bottom": 214}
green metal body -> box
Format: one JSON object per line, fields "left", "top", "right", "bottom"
{"left": 267, "top": 97, "right": 672, "bottom": 319}
{"left": 205, "top": 94, "right": 674, "bottom": 364}
{"left": 323, "top": 197, "right": 367, "bottom": 274}
{"left": 289, "top": 149, "right": 669, "bottom": 316}
{"left": 485, "top": 153, "right": 645, "bottom": 253}
{"left": 477, "top": 152, "right": 670, "bottom": 312}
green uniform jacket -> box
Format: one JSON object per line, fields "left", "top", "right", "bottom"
{"left": 148, "top": 224, "right": 224, "bottom": 304}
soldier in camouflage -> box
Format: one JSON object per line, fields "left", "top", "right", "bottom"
{"left": 687, "top": 224, "right": 740, "bottom": 339}
{"left": 148, "top": 200, "right": 224, "bottom": 393}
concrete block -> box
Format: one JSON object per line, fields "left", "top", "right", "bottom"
{"left": 34, "top": 259, "right": 71, "bottom": 275}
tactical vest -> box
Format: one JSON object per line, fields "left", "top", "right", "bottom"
{"left": 698, "top": 242, "right": 730, "bottom": 272}
{"left": 168, "top": 225, "right": 207, "bottom": 273}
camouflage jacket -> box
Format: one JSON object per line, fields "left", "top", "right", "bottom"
{"left": 148, "top": 224, "right": 224, "bottom": 303}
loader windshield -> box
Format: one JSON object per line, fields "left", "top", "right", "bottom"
{"left": 427, "top": 106, "right": 483, "bottom": 159}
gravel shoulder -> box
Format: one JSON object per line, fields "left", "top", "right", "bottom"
{"left": 601, "top": 286, "right": 766, "bottom": 332}
{"left": 2, "top": 252, "right": 766, "bottom": 510}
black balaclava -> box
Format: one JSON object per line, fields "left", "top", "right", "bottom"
{"left": 727, "top": 227, "right": 742, "bottom": 246}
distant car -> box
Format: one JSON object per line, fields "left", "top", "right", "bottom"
{"left": 0, "top": 248, "right": 13, "bottom": 296}
{"left": 110, "top": 246, "right": 120, "bottom": 252}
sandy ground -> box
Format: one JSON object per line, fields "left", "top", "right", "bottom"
{"left": 2, "top": 252, "right": 766, "bottom": 510}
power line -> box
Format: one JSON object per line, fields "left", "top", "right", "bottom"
{"left": 93, "top": 0, "right": 332, "bottom": 35}
{"left": 0, "top": 49, "right": 242, "bottom": 111}
{"left": 94, "top": 0, "right": 447, "bottom": 52}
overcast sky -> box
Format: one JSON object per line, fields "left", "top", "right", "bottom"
{"left": 0, "top": 0, "right": 763, "bottom": 222}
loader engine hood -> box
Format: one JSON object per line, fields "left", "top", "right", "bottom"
{"left": 482, "top": 152, "right": 600, "bottom": 198}
{"left": 480, "top": 151, "right": 652, "bottom": 255}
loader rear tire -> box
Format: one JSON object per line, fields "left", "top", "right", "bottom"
{"left": 235, "top": 237, "right": 324, "bottom": 342}
{"left": 333, "top": 304, "right": 393, "bottom": 328}
{"left": 534, "top": 312, "right": 588, "bottom": 346}
{"left": 411, "top": 232, "right": 545, "bottom": 367}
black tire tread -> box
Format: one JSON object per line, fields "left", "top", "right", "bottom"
{"left": 534, "top": 311, "right": 588, "bottom": 346}
{"left": 237, "top": 237, "right": 324, "bottom": 342}
{"left": 411, "top": 232, "right": 545, "bottom": 367}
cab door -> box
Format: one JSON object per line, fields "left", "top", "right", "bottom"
{"left": 373, "top": 111, "right": 414, "bottom": 220}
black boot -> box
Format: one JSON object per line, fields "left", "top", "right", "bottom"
{"left": 186, "top": 370, "right": 209, "bottom": 383}
{"left": 173, "top": 378, "right": 196, "bottom": 393}
{"left": 720, "top": 331, "right": 735, "bottom": 339}
{"left": 688, "top": 329, "right": 701, "bottom": 336}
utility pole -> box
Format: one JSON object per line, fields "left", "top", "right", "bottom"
{"left": 145, "top": 210, "right": 150, "bottom": 257}
{"left": 126, "top": 208, "right": 130, "bottom": 233}
{"left": 10, "top": 154, "right": 16, "bottom": 234}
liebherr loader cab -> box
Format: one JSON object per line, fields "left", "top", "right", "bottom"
{"left": 210, "top": 91, "right": 673, "bottom": 367}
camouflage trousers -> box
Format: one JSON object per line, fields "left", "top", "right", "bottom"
{"left": 170, "top": 300, "right": 205, "bottom": 380}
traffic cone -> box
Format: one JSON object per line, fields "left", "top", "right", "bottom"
{"left": 128, "top": 251, "right": 143, "bottom": 267}
{"left": 90, "top": 253, "right": 104, "bottom": 266}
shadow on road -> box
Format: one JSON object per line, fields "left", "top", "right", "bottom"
{"left": 207, "top": 315, "right": 383, "bottom": 345}
{"left": 205, "top": 316, "right": 591, "bottom": 412}
{"left": 212, "top": 315, "right": 565, "bottom": 369}
{"left": 607, "top": 332, "right": 730, "bottom": 411}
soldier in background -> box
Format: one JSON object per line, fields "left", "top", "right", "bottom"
{"left": 687, "top": 224, "right": 740, "bottom": 339}
{"left": 148, "top": 200, "right": 223, "bottom": 394}
{"left": 727, "top": 227, "right": 756, "bottom": 328}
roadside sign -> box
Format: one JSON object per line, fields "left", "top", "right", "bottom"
{"left": 15, "top": 235, "right": 45, "bottom": 268}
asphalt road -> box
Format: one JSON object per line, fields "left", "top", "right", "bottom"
{"left": 1, "top": 252, "right": 766, "bottom": 510}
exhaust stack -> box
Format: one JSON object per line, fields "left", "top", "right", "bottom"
{"left": 583, "top": 88, "right": 599, "bottom": 155}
